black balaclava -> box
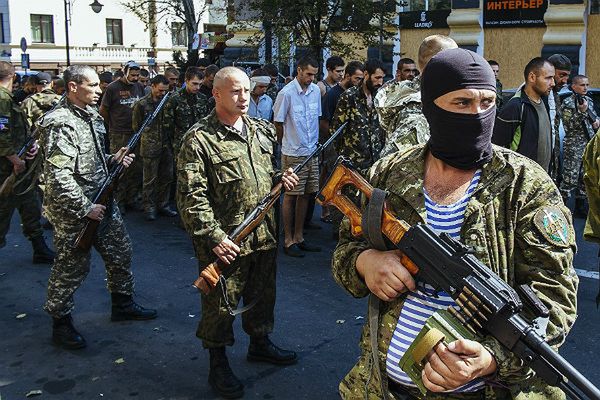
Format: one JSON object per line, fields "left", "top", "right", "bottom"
{"left": 421, "top": 48, "right": 497, "bottom": 170}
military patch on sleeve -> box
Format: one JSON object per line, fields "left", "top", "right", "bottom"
{"left": 0, "top": 116, "right": 10, "bottom": 131}
{"left": 533, "top": 206, "right": 572, "bottom": 247}
{"left": 47, "top": 149, "right": 74, "bottom": 169}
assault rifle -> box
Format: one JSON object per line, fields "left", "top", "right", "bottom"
{"left": 0, "top": 94, "right": 66, "bottom": 198}
{"left": 317, "top": 157, "right": 600, "bottom": 400}
{"left": 73, "top": 91, "right": 171, "bottom": 250}
{"left": 192, "top": 122, "right": 348, "bottom": 313}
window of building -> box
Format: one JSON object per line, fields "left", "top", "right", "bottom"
{"left": 0, "top": 14, "right": 4, "bottom": 43}
{"left": 403, "top": 0, "right": 450, "bottom": 11}
{"left": 591, "top": 0, "right": 600, "bottom": 14}
{"left": 106, "top": 19, "right": 123, "bottom": 45}
{"left": 171, "top": 22, "right": 187, "bottom": 46}
{"left": 30, "top": 14, "right": 54, "bottom": 43}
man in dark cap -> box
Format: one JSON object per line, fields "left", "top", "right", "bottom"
{"left": 21, "top": 72, "right": 62, "bottom": 127}
{"left": 332, "top": 48, "right": 578, "bottom": 399}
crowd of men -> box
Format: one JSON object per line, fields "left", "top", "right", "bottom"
{"left": 1, "top": 34, "right": 599, "bottom": 399}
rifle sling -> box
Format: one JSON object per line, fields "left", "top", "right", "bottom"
{"left": 218, "top": 275, "right": 260, "bottom": 316}
{"left": 362, "top": 188, "right": 389, "bottom": 399}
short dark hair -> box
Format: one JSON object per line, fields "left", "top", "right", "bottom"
{"left": 571, "top": 74, "right": 588, "bottom": 84}
{"left": 99, "top": 71, "right": 113, "bottom": 83}
{"left": 204, "top": 64, "right": 219, "bottom": 77}
{"left": 185, "top": 66, "right": 203, "bottom": 81}
{"left": 397, "top": 58, "right": 415, "bottom": 71}
{"left": 140, "top": 68, "right": 150, "bottom": 77}
{"left": 263, "top": 63, "right": 278, "bottom": 77}
{"left": 251, "top": 68, "right": 270, "bottom": 78}
{"left": 113, "top": 70, "right": 124, "bottom": 80}
{"left": 488, "top": 60, "right": 499, "bottom": 67}
{"left": 326, "top": 56, "right": 345, "bottom": 71}
{"left": 0, "top": 61, "right": 15, "bottom": 81}
{"left": 524, "top": 57, "right": 550, "bottom": 82}
{"left": 345, "top": 61, "right": 364, "bottom": 77}
{"left": 548, "top": 54, "right": 572, "bottom": 71}
{"left": 52, "top": 78, "right": 65, "bottom": 89}
{"left": 196, "top": 58, "right": 211, "bottom": 68}
{"left": 298, "top": 56, "right": 319, "bottom": 70}
{"left": 164, "top": 67, "right": 179, "bottom": 77}
{"left": 63, "top": 65, "right": 97, "bottom": 85}
{"left": 364, "top": 59, "right": 386, "bottom": 76}
{"left": 151, "top": 74, "right": 170, "bottom": 86}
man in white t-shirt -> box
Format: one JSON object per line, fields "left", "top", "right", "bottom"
{"left": 273, "top": 56, "right": 322, "bottom": 257}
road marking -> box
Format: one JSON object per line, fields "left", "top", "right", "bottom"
{"left": 575, "top": 269, "right": 599, "bottom": 280}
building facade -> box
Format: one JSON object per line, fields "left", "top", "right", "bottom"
{"left": 0, "top": 0, "right": 225, "bottom": 73}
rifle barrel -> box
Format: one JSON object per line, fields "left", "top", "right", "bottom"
{"left": 292, "top": 121, "right": 347, "bottom": 175}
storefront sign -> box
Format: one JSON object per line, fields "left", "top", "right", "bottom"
{"left": 399, "top": 10, "right": 451, "bottom": 29}
{"left": 483, "top": 0, "right": 548, "bottom": 27}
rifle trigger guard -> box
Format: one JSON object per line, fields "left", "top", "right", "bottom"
{"left": 361, "top": 188, "right": 388, "bottom": 251}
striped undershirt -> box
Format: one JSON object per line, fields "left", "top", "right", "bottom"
{"left": 386, "top": 170, "right": 484, "bottom": 393}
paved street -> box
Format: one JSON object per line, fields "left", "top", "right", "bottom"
{"left": 1, "top": 205, "right": 599, "bottom": 400}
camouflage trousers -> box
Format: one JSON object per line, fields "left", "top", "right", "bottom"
{"left": 142, "top": 148, "right": 173, "bottom": 212}
{"left": 197, "top": 248, "right": 277, "bottom": 348}
{"left": 110, "top": 131, "right": 143, "bottom": 207}
{"left": 559, "top": 134, "right": 588, "bottom": 200}
{"left": 0, "top": 172, "right": 43, "bottom": 248}
{"left": 44, "top": 202, "right": 134, "bottom": 318}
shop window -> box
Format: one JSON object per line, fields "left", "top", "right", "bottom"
{"left": 31, "top": 14, "right": 54, "bottom": 43}
{"left": 404, "top": 0, "right": 450, "bottom": 11}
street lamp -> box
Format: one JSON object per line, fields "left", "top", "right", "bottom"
{"left": 64, "top": 0, "right": 104, "bottom": 66}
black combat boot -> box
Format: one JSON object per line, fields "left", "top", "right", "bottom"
{"left": 52, "top": 314, "right": 86, "bottom": 349}
{"left": 247, "top": 336, "right": 297, "bottom": 365}
{"left": 110, "top": 293, "right": 157, "bottom": 321}
{"left": 575, "top": 198, "right": 588, "bottom": 219}
{"left": 208, "top": 347, "right": 244, "bottom": 399}
{"left": 31, "top": 236, "right": 55, "bottom": 264}
{"left": 158, "top": 206, "right": 177, "bottom": 217}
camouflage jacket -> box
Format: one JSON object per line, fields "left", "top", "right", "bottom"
{"left": 176, "top": 110, "right": 277, "bottom": 265}
{"left": 266, "top": 84, "right": 279, "bottom": 103}
{"left": 0, "top": 86, "right": 29, "bottom": 176}
{"left": 132, "top": 93, "right": 169, "bottom": 158}
{"left": 561, "top": 94, "right": 598, "bottom": 141}
{"left": 374, "top": 76, "right": 429, "bottom": 157}
{"left": 331, "top": 86, "right": 384, "bottom": 172}
{"left": 41, "top": 99, "right": 112, "bottom": 226}
{"left": 332, "top": 145, "right": 578, "bottom": 399}
{"left": 21, "top": 88, "right": 62, "bottom": 128}
{"left": 162, "top": 87, "right": 209, "bottom": 152}
{"left": 583, "top": 130, "right": 600, "bottom": 243}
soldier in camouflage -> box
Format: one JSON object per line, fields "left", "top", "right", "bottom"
{"left": 21, "top": 72, "right": 62, "bottom": 128}
{"left": 41, "top": 65, "right": 157, "bottom": 350}
{"left": 0, "top": 61, "right": 54, "bottom": 264}
{"left": 177, "top": 67, "right": 299, "bottom": 399}
{"left": 132, "top": 75, "right": 177, "bottom": 221}
{"left": 375, "top": 35, "right": 457, "bottom": 158}
{"left": 559, "top": 74, "right": 600, "bottom": 217}
{"left": 331, "top": 59, "right": 385, "bottom": 173}
{"left": 488, "top": 60, "right": 504, "bottom": 110}
{"left": 162, "top": 66, "right": 209, "bottom": 158}
{"left": 332, "top": 49, "right": 578, "bottom": 400}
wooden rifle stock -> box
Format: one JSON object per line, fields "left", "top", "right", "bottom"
{"left": 73, "top": 92, "right": 171, "bottom": 250}
{"left": 316, "top": 157, "right": 419, "bottom": 275}
{"left": 193, "top": 121, "right": 348, "bottom": 294}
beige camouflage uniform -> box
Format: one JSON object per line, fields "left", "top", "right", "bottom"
{"left": 21, "top": 88, "right": 62, "bottom": 128}
{"left": 374, "top": 77, "right": 429, "bottom": 158}
{"left": 41, "top": 100, "right": 134, "bottom": 318}
{"left": 332, "top": 144, "right": 578, "bottom": 399}
{"left": 583, "top": 128, "right": 600, "bottom": 243}
{"left": 132, "top": 93, "right": 173, "bottom": 212}
{"left": 177, "top": 110, "right": 278, "bottom": 348}
{"left": 162, "top": 87, "right": 209, "bottom": 157}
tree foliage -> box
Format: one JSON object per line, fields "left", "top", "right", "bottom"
{"left": 236, "top": 0, "right": 398, "bottom": 71}
{"left": 121, "top": 0, "right": 208, "bottom": 69}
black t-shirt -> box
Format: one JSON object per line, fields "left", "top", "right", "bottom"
{"left": 199, "top": 84, "right": 213, "bottom": 99}
{"left": 100, "top": 79, "right": 144, "bottom": 133}
{"left": 321, "top": 84, "right": 345, "bottom": 123}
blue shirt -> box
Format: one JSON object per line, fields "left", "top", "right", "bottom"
{"left": 248, "top": 94, "right": 273, "bottom": 120}
{"left": 273, "top": 78, "right": 321, "bottom": 157}
{"left": 386, "top": 170, "right": 485, "bottom": 393}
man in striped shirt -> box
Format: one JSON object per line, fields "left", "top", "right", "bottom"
{"left": 332, "top": 49, "right": 578, "bottom": 399}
